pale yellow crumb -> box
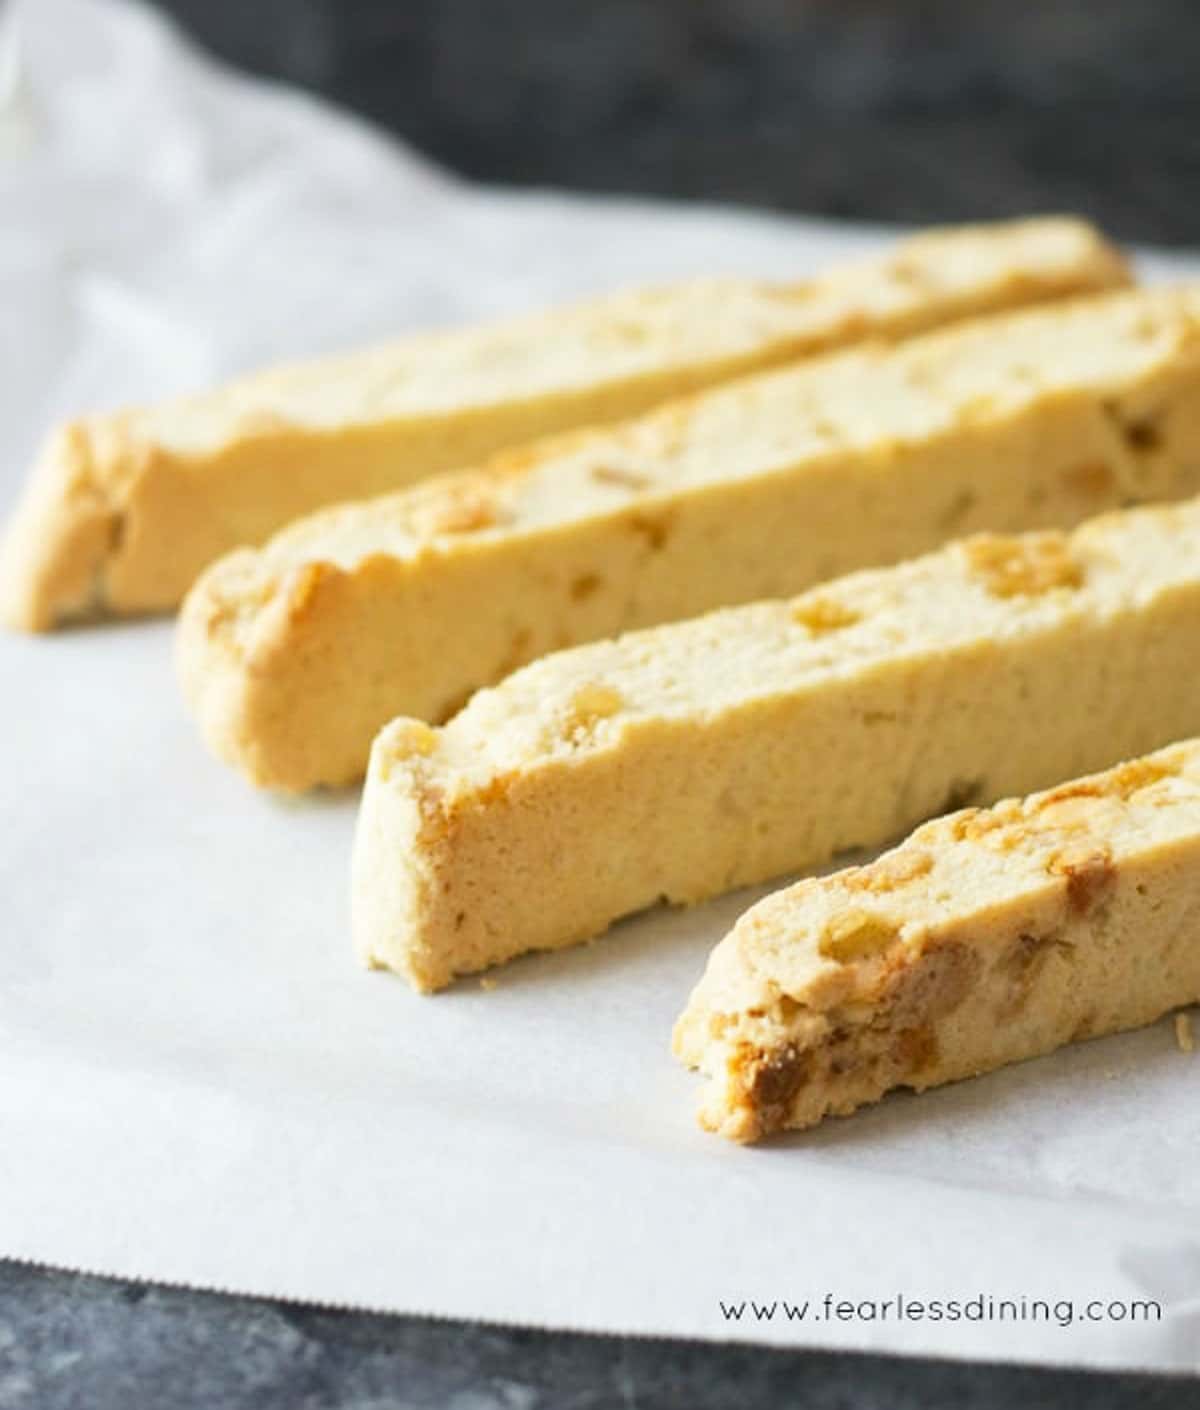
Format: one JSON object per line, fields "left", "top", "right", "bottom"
{"left": 1175, "top": 1011, "right": 1195, "bottom": 1053}
{"left": 479, "top": 976, "right": 498, "bottom": 991}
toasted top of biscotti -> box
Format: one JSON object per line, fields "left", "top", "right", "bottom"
{"left": 203, "top": 282, "right": 1200, "bottom": 598}
{"left": 367, "top": 495, "right": 1200, "bottom": 794}
{"left": 0, "top": 216, "right": 1131, "bottom": 632}
{"left": 673, "top": 737, "right": 1200, "bottom": 1057}
{"left": 107, "top": 216, "right": 1126, "bottom": 458}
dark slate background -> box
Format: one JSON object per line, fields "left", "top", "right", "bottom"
{"left": 4, "top": 2, "right": 1199, "bottom": 1406}
{"left": 152, "top": 0, "right": 1200, "bottom": 244}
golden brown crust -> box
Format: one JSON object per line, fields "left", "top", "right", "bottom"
{"left": 3, "top": 217, "right": 1129, "bottom": 630}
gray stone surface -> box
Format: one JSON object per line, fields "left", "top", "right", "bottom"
{"left": 152, "top": 0, "right": 1200, "bottom": 246}
{"left": 1, "top": 1260, "right": 1196, "bottom": 1409}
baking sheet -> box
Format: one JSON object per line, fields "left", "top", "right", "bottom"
{"left": 2, "top": 0, "right": 1198, "bottom": 1373}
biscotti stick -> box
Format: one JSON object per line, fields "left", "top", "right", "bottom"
{"left": 185, "top": 283, "right": 1200, "bottom": 791}
{"left": 674, "top": 740, "right": 1200, "bottom": 1141}
{"left": 352, "top": 498, "right": 1200, "bottom": 993}
{"left": 0, "top": 218, "right": 1126, "bottom": 631}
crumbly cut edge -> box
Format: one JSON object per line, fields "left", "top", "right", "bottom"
{"left": 1, "top": 216, "right": 1129, "bottom": 632}
{"left": 351, "top": 720, "right": 450, "bottom": 993}
{"left": 673, "top": 740, "right": 1200, "bottom": 1142}
{"left": 0, "top": 425, "right": 118, "bottom": 630}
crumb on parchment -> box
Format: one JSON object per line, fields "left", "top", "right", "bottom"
{"left": 1175, "top": 1012, "right": 1195, "bottom": 1053}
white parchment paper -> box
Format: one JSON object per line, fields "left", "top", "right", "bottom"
{"left": 2, "top": 0, "right": 1199, "bottom": 1373}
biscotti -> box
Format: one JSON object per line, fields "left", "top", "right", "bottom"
{"left": 351, "top": 498, "right": 1200, "bottom": 992}
{"left": 186, "top": 284, "right": 1200, "bottom": 791}
{"left": 0, "top": 218, "right": 1126, "bottom": 631}
{"left": 673, "top": 740, "right": 1200, "bottom": 1141}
